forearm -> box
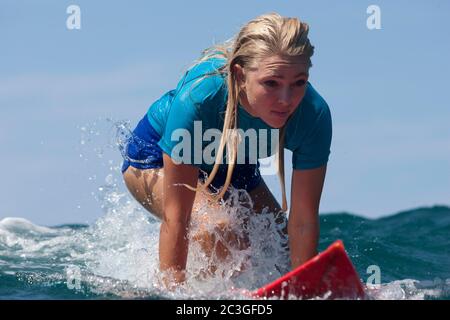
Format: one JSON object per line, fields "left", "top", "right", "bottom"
{"left": 288, "top": 166, "right": 326, "bottom": 269}
{"left": 159, "top": 217, "right": 190, "bottom": 283}
{"left": 287, "top": 217, "right": 319, "bottom": 269}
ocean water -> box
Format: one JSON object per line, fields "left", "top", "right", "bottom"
{"left": 1, "top": 194, "right": 449, "bottom": 300}
{"left": 1, "top": 120, "right": 448, "bottom": 300}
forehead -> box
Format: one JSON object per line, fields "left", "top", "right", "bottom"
{"left": 253, "top": 55, "right": 309, "bottom": 76}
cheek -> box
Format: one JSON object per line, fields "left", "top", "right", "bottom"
{"left": 293, "top": 88, "right": 307, "bottom": 104}
{"left": 247, "top": 85, "right": 270, "bottom": 106}
{"left": 252, "top": 87, "right": 277, "bottom": 105}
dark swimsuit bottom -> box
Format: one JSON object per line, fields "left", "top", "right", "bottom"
{"left": 121, "top": 115, "right": 262, "bottom": 193}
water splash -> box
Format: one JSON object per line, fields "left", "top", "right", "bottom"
{"left": 113, "top": 119, "right": 161, "bottom": 165}
{"left": 0, "top": 184, "right": 291, "bottom": 299}
{"left": 1, "top": 118, "right": 448, "bottom": 300}
{"left": 365, "top": 279, "right": 450, "bottom": 300}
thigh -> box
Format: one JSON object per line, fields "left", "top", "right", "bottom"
{"left": 123, "top": 166, "right": 223, "bottom": 220}
{"left": 248, "top": 178, "right": 283, "bottom": 215}
{"left": 123, "top": 166, "right": 165, "bottom": 219}
{"left": 248, "top": 178, "right": 288, "bottom": 236}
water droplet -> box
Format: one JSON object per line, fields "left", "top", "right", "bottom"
{"left": 105, "top": 174, "right": 114, "bottom": 185}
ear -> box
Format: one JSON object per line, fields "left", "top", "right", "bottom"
{"left": 233, "top": 64, "right": 246, "bottom": 88}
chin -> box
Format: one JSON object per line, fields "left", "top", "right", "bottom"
{"left": 265, "top": 118, "right": 287, "bottom": 129}
{"left": 261, "top": 111, "right": 291, "bottom": 128}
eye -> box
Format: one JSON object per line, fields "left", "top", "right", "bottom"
{"left": 264, "top": 80, "right": 278, "bottom": 87}
{"left": 295, "top": 80, "right": 306, "bottom": 87}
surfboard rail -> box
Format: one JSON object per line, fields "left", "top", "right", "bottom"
{"left": 253, "top": 240, "right": 366, "bottom": 299}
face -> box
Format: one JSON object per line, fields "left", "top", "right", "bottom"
{"left": 235, "top": 55, "right": 310, "bottom": 128}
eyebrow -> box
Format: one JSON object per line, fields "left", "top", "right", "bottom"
{"left": 264, "top": 72, "right": 308, "bottom": 79}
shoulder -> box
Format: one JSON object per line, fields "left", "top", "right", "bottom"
{"left": 288, "top": 83, "right": 333, "bottom": 170}
{"left": 290, "top": 82, "right": 331, "bottom": 129}
{"left": 183, "top": 57, "right": 227, "bottom": 83}
{"left": 300, "top": 82, "right": 331, "bottom": 122}
{"left": 176, "top": 58, "right": 228, "bottom": 106}
{"left": 285, "top": 82, "right": 332, "bottom": 147}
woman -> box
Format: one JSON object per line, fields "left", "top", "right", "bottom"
{"left": 121, "top": 12, "right": 332, "bottom": 287}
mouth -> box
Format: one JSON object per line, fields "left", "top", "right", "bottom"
{"left": 270, "top": 110, "right": 290, "bottom": 119}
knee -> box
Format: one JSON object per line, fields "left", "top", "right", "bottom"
{"left": 192, "top": 218, "right": 249, "bottom": 259}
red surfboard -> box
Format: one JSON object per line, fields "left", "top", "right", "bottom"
{"left": 253, "top": 240, "right": 366, "bottom": 299}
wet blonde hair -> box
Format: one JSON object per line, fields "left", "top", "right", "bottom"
{"left": 183, "top": 12, "right": 314, "bottom": 211}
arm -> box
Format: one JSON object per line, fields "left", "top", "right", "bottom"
{"left": 159, "top": 152, "right": 199, "bottom": 285}
{"left": 288, "top": 164, "right": 327, "bottom": 269}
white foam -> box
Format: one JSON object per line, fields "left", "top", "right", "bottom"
{"left": 0, "top": 217, "right": 70, "bottom": 255}
{"left": 0, "top": 217, "right": 58, "bottom": 235}
{"left": 366, "top": 278, "right": 450, "bottom": 300}
{"left": 63, "top": 184, "right": 290, "bottom": 298}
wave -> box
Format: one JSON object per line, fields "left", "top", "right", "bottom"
{"left": 1, "top": 203, "right": 449, "bottom": 300}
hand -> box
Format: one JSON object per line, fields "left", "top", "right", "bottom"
{"left": 160, "top": 268, "right": 186, "bottom": 291}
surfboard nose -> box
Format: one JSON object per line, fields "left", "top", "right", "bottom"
{"left": 253, "top": 240, "right": 366, "bottom": 300}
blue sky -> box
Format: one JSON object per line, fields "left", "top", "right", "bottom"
{"left": 1, "top": 0, "right": 449, "bottom": 226}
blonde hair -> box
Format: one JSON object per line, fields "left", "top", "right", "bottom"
{"left": 183, "top": 12, "right": 314, "bottom": 212}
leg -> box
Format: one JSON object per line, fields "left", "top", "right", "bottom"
{"left": 123, "top": 166, "right": 165, "bottom": 219}
{"left": 248, "top": 178, "right": 290, "bottom": 272}
{"left": 123, "top": 167, "right": 285, "bottom": 276}
{"left": 248, "top": 178, "right": 288, "bottom": 233}
{"left": 123, "top": 165, "right": 223, "bottom": 220}
{"left": 190, "top": 178, "right": 290, "bottom": 276}
{"left": 123, "top": 166, "right": 242, "bottom": 267}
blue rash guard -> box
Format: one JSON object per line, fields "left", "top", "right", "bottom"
{"left": 145, "top": 57, "right": 332, "bottom": 173}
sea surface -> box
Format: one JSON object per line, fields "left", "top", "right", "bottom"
{"left": 1, "top": 121, "right": 449, "bottom": 300}
{"left": 1, "top": 194, "right": 449, "bottom": 300}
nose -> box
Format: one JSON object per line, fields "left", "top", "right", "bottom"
{"left": 278, "top": 86, "right": 292, "bottom": 106}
